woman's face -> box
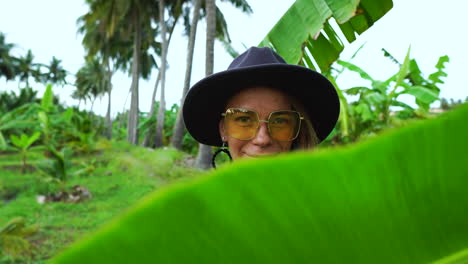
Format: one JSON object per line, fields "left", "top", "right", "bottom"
{"left": 219, "top": 86, "right": 293, "bottom": 160}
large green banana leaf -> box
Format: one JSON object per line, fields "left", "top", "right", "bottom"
{"left": 259, "top": 0, "right": 393, "bottom": 71}
{"left": 52, "top": 104, "right": 468, "bottom": 263}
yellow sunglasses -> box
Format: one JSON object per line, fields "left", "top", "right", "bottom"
{"left": 221, "top": 108, "right": 303, "bottom": 141}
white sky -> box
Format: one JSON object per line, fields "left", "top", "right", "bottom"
{"left": 0, "top": 0, "right": 467, "bottom": 117}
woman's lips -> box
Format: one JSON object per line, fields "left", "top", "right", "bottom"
{"left": 243, "top": 153, "right": 274, "bottom": 158}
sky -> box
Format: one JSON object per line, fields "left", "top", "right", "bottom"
{"left": 0, "top": 0, "right": 467, "bottom": 117}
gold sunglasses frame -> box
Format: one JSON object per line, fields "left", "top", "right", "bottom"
{"left": 221, "top": 108, "right": 304, "bottom": 141}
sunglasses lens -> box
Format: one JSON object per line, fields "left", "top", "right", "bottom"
{"left": 224, "top": 109, "right": 258, "bottom": 140}
{"left": 269, "top": 111, "right": 301, "bottom": 141}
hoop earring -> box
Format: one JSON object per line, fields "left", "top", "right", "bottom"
{"left": 212, "top": 141, "right": 232, "bottom": 169}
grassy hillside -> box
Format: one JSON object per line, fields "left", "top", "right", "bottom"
{"left": 0, "top": 141, "right": 202, "bottom": 263}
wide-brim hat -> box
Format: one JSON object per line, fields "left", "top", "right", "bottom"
{"left": 183, "top": 46, "right": 340, "bottom": 147}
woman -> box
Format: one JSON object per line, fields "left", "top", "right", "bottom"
{"left": 183, "top": 47, "right": 340, "bottom": 166}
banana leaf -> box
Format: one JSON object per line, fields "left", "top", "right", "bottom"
{"left": 259, "top": 0, "right": 393, "bottom": 72}
{"left": 406, "top": 86, "right": 440, "bottom": 104}
{"left": 52, "top": 104, "right": 468, "bottom": 263}
{"left": 41, "top": 84, "right": 54, "bottom": 112}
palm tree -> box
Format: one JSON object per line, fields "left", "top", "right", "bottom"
{"left": 141, "top": 71, "right": 160, "bottom": 147}
{"left": 169, "top": 0, "right": 201, "bottom": 150}
{"left": 0, "top": 32, "right": 18, "bottom": 82}
{"left": 143, "top": 0, "right": 186, "bottom": 148}
{"left": 195, "top": 0, "right": 216, "bottom": 169}
{"left": 16, "top": 50, "right": 42, "bottom": 88}
{"left": 127, "top": 5, "right": 143, "bottom": 144}
{"left": 80, "top": 0, "right": 159, "bottom": 143}
{"left": 113, "top": 23, "right": 158, "bottom": 142}
{"left": 73, "top": 57, "right": 107, "bottom": 112}
{"left": 71, "top": 84, "right": 90, "bottom": 109}
{"left": 170, "top": 0, "right": 252, "bottom": 150}
{"left": 43, "top": 57, "right": 68, "bottom": 86}
{"left": 126, "top": 0, "right": 160, "bottom": 145}
{"left": 78, "top": 4, "right": 127, "bottom": 139}
{"left": 153, "top": 0, "right": 168, "bottom": 148}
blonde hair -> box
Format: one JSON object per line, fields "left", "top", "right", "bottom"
{"left": 290, "top": 96, "right": 319, "bottom": 150}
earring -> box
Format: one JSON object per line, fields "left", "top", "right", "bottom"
{"left": 211, "top": 141, "right": 232, "bottom": 169}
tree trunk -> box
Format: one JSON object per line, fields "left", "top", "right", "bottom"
{"left": 106, "top": 79, "right": 113, "bottom": 139}
{"left": 90, "top": 97, "right": 96, "bottom": 113}
{"left": 171, "top": 0, "right": 201, "bottom": 150}
{"left": 153, "top": 0, "right": 168, "bottom": 148}
{"left": 105, "top": 59, "right": 113, "bottom": 140}
{"left": 142, "top": 71, "right": 160, "bottom": 147}
{"left": 127, "top": 9, "right": 141, "bottom": 145}
{"left": 142, "top": 22, "right": 178, "bottom": 147}
{"left": 195, "top": 0, "right": 216, "bottom": 169}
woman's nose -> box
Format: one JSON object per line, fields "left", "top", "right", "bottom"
{"left": 251, "top": 122, "right": 272, "bottom": 146}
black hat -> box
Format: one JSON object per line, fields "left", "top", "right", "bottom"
{"left": 183, "top": 46, "right": 340, "bottom": 147}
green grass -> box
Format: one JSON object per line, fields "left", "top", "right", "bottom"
{"left": 0, "top": 141, "right": 203, "bottom": 263}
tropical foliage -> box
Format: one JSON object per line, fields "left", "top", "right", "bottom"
{"left": 9, "top": 132, "right": 41, "bottom": 173}
{"left": 260, "top": 0, "right": 393, "bottom": 72}
{"left": 0, "top": 85, "right": 106, "bottom": 192}
{"left": 51, "top": 103, "right": 468, "bottom": 264}
{"left": 323, "top": 47, "right": 449, "bottom": 144}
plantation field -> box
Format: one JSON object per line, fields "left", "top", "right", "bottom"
{"left": 0, "top": 141, "right": 202, "bottom": 263}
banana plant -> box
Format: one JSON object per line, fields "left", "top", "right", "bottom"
{"left": 383, "top": 48, "right": 449, "bottom": 115}
{"left": 34, "top": 84, "right": 72, "bottom": 190}
{"left": 322, "top": 43, "right": 367, "bottom": 143}
{"left": 260, "top": 0, "right": 393, "bottom": 72}
{"left": 35, "top": 147, "right": 72, "bottom": 190}
{"left": 336, "top": 47, "right": 448, "bottom": 141}
{"left": 0, "top": 103, "right": 40, "bottom": 151}
{"left": 51, "top": 104, "right": 468, "bottom": 263}
{"left": 9, "top": 132, "right": 41, "bottom": 173}
{"left": 38, "top": 84, "right": 54, "bottom": 149}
